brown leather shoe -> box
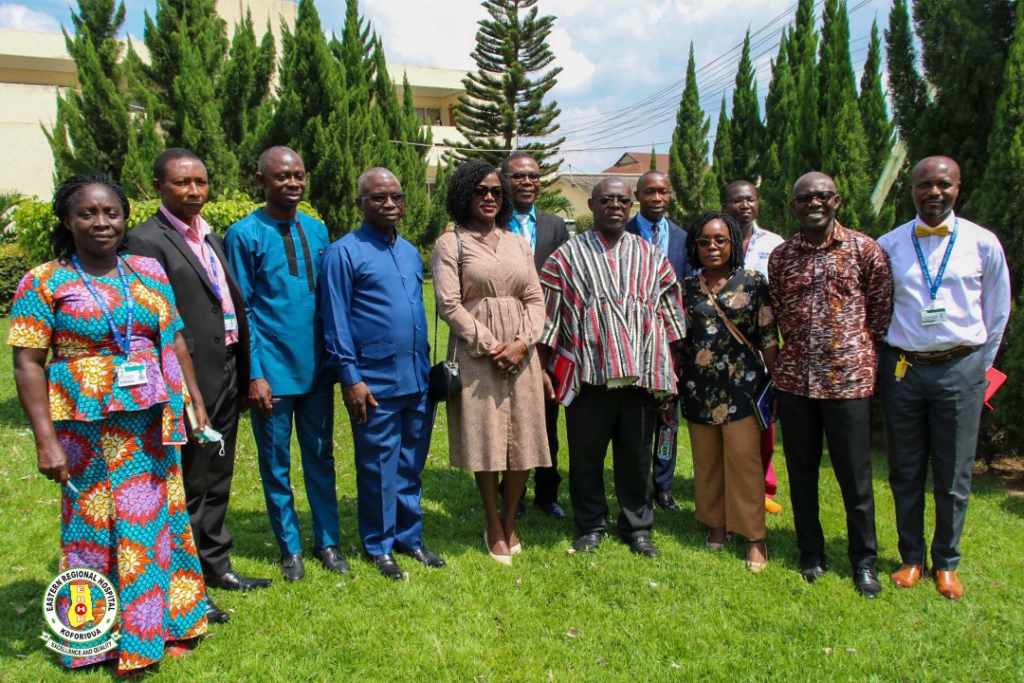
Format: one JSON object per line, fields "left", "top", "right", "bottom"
{"left": 935, "top": 570, "right": 964, "bottom": 600}
{"left": 890, "top": 563, "right": 925, "bottom": 588}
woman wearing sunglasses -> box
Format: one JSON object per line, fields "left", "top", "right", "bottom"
{"left": 432, "top": 160, "right": 550, "bottom": 565}
{"left": 678, "top": 211, "right": 778, "bottom": 571}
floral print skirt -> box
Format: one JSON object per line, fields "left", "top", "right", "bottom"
{"left": 55, "top": 406, "right": 207, "bottom": 671}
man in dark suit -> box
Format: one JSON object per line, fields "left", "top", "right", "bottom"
{"left": 501, "top": 151, "right": 570, "bottom": 519}
{"left": 129, "top": 149, "right": 271, "bottom": 620}
{"left": 625, "top": 170, "right": 692, "bottom": 512}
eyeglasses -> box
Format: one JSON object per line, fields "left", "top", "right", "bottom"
{"left": 366, "top": 193, "right": 405, "bottom": 205}
{"left": 696, "top": 236, "right": 731, "bottom": 248}
{"left": 794, "top": 191, "right": 836, "bottom": 205}
{"left": 725, "top": 196, "right": 758, "bottom": 205}
{"left": 596, "top": 195, "right": 633, "bottom": 206}
{"left": 472, "top": 186, "right": 503, "bottom": 200}
{"left": 508, "top": 172, "right": 541, "bottom": 182}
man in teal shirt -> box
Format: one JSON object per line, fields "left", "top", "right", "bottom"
{"left": 225, "top": 147, "right": 345, "bottom": 581}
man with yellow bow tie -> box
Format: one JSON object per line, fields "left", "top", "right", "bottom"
{"left": 877, "top": 156, "right": 1010, "bottom": 601}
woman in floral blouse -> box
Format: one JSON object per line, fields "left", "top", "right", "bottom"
{"left": 679, "top": 211, "right": 778, "bottom": 571}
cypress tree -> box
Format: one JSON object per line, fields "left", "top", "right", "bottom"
{"left": 426, "top": 153, "right": 455, "bottom": 252}
{"left": 788, "top": 0, "right": 819, "bottom": 176}
{"left": 759, "top": 30, "right": 797, "bottom": 234}
{"left": 817, "top": 0, "right": 871, "bottom": 233}
{"left": 712, "top": 97, "right": 733, "bottom": 194}
{"left": 730, "top": 30, "right": 765, "bottom": 183}
{"left": 450, "top": 0, "right": 564, "bottom": 174}
{"left": 217, "top": 10, "right": 276, "bottom": 189}
{"left": 143, "top": 0, "right": 237, "bottom": 189}
{"left": 859, "top": 20, "right": 896, "bottom": 231}
{"left": 667, "top": 44, "right": 713, "bottom": 226}
{"left": 44, "top": 0, "right": 147, "bottom": 189}
{"left": 649, "top": 145, "right": 658, "bottom": 172}
{"left": 884, "top": 0, "right": 926, "bottom": 149}
{"left": 979, "top": 0, "right": 1024, "bottom": 293}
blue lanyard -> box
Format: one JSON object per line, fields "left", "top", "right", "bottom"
{"left": 911, "top": 219, "right": 958, "bottom": 301}
{"left": 71, "top": 255, "right": 134, "bottom": 356}
{"left": 202, "top": 242, "right": 223, "bottom": 300}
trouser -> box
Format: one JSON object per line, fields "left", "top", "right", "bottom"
{"left": 878, "top": 346, "right": 986, "bottom": 571}
{"left": 250, "top": 380, "right": 338, "bottom": 557}
{"left": 565, "top": 385, "right": 657, "bottom": 538}
{"left": 533, "top": 399, "right": 563, "bottom": 504}
{"left": 651, "top": 398, "right": 678, "bottom": 494}
{"left": 762, "top": 423, "right": 778, "bottom": 498}
{"left": 688, "top": 415, "right": 766, "bottom": 540}
{"left": 351, "top": 391, "right": 433, "bottom": 556}
{"left": 182, "top": 352, "right": 239, "bottom": 578}
{"left": 777, "top": 391, "right": 878, "bottom": 570}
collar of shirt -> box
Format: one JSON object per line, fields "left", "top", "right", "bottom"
{"left": 635, "top": 213, "right": 670, "bottom": 254}
{"left": 360, "top": 221, "right": 398, "bottom": 245}
{"left": 914, "top": 211, "right": 956, "bottom": 234}
{"left": 796, "top": 220, "right": 847, "bottom": 252}
{"left": 160, "top": 204, "right": 211, "bottom": 243}
{"left": 512, "top": 205, "right": 537, "bottom": 225}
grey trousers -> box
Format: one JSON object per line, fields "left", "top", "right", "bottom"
{"left": 878, "top": 346, "right": 987, "bottom": 570}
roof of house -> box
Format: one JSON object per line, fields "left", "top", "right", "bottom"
{"left": 601, "top": 152, "right": 672, "bottom": 175}
{"left": 556, "top": 172, "right": 642, "bottom": 195}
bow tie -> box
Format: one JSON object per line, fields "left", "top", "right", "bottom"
{"left": 915, "top": 224, "right": 950, "bottom": 238}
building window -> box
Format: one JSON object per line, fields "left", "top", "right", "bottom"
{"left": 415, "top": 107, "right": 442, "bottom": 126}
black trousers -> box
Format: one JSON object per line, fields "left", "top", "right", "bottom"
{"left": 182, "top": 352, "right": 240, "bottom": 578}
{"left": 879, "top": 346, "right": 986, "bottom": 570}
{"left": 565, "top": 385, "right": 657, "bottom": 538}
{"left": 533, "top": 399, "right": 563, "bottom": 504}
{"left": 776, "top": 391, "right": 878, "bottom": 570}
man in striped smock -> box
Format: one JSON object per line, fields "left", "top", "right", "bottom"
{"left": 539, "top": 177, "right": 687, "bottom": 558}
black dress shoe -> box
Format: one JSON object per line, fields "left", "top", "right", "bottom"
{"left": 363, "top": 551, "right": 403, "bottom": 581}
{"left": 573, "top": 531, "right": 602, "bottom": 554}
{"left": 205, "top": 597, "right": 229, "bottom": 624}
{"left": 399, "top": 547, "right": 447, "bottom": 568}
{"left": 313, "top": 546, "right": 350, "bottom": 574}
{"left": 799, "top": 564, "right": 827, "bottom": 583}
{"left": 536, "top": 500, "right": 567, "bottom": 519}
{"left": 627, "top": 534, "right": 660, "bottom": 558}
{"left": 853, "top": 567, "right": 883, "bottom": 598}
{"left": 206, "top": 571, "right": 273, "bottom": 591}
{"left": 280, "top": 553, "right": 305, "bottom": 582}
{"left": 654, "top": 491, "right": 679, "bottom": 512}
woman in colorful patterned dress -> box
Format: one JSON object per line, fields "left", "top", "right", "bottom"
{"left": 678, "top": 212, "right": 778, "bottom": 572}
{"left": 9, "top": 175, "right": 212, "bottom": 675}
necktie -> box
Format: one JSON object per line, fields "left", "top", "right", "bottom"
{"left": 651, "top": 221, "right": 661, "bottom": 244}
{"left": 915, "top": 224, "right": 950, "bottom": 238}
{"left": 515, "top": 213, "right": 529, "bottom": 237}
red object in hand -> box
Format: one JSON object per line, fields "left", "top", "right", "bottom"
{"left": 985, "top": 367, "right": 1006, "bottom": 410}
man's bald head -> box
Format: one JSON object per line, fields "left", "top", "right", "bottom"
{"left": 912, "top": 156, "right": 961, "bottom": 226}
{"left": 792, "top": 172, "right": 835, "bottom": 197}
{"left": 589, "top": 177, "right": 633, "bottom": 233}
{"left": 258, "top": 146, "right": 302, "bottom": 177}
{"left": 636, "top": 171, "right": 669, "bottom": 194}
{"left": 358, "top": 167, "right": 400, "bottom": 195}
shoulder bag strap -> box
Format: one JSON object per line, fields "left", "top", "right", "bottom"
{"left": 697, "top": 273, "right": 766, "bottom": 373}
{"left": 432, "top": 230, "right": 463, "bottom": 364}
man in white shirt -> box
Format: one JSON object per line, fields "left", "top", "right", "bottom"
{"left": 876, "top": 156, "right": 1010, "bottom": 601}
{"left": 722, "top": 181, "right": 785, "bottom": 515}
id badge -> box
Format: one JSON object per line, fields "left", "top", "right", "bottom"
{"left": 921, "top": 307, "right": 947, "bottom": 326}
{"left": 117, "top": 362, "right": 148, "bottom": 387}
{"left": 224, "top": 312, "right": 238, "bottom": 332}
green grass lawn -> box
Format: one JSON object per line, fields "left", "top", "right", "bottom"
{"left": 2, "top": 284, "right": 1024, "bottom": 682}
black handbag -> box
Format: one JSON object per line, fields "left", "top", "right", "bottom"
{"left": 428, "top": 232, "right": 463, "bottom": 403}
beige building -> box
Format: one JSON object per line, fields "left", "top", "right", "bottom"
{"left": 0, "top": 0, "right": 467, "bottom": 199}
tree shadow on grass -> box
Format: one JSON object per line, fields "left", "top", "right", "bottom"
{"left": 0, "top": 395, "right": 28, "bottom": 428}
{"left": 0, "top": 578, "right": 52, "bottom": 660}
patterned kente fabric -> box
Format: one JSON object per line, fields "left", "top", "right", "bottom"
{"left": 8, "top": 256, "right": 206, "bottom": 671}
{"left": 539, "top": 230, "right": 686, "bottom": 396}
{"left": 767, "top": 222, "right": 893, "bottom": 399}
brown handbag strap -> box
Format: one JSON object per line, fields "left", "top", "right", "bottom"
{"left": 697, "top": 273, "right": 766, "bottom": 372}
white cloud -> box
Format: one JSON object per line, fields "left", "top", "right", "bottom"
{"left": 0, "top": 3, "right": 61, "bottom": 32}
{"left": 547, "top": 27, "right": 596, "bottom": 92}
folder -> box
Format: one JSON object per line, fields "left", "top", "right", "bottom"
{"left": 985, "top": 367, "right": 1006, "bottom": 410}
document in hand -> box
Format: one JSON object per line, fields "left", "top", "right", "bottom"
{"left": 547, "top": 346, "right": 577, "bottom": 407}
{"left": 985, "top": 367, "right": 1006, "bottom": 410}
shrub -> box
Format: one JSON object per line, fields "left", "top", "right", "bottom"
{"left": 978, "top": 298, "right": 1024, "bottom": 466}
{"left": 11, "top": 198, "right": 323, "bottom": 267}
{"left": 0, "top": 244, "right": 32, "bottom": 316}
{"left": 573, "top": 213, "right": 594, "bottom": 233}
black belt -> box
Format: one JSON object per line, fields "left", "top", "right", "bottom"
{"left": 887, "top": 344, "right": 976, "bottom": 365}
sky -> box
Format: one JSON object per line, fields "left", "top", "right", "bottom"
{"left": 5, "top": 0, "right": 894, "bottom": 172}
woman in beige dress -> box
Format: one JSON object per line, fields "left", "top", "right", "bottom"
{"left": 432, "top": 160, "right": 551, "bottom": 565}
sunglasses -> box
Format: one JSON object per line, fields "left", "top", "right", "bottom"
{"left": 794, "top": 191, "right": 836, "bottom": 205}
{"left": 472, "top": 186, "right": 503, "bottom": 200}
{"left": 365, "top": 193, "right": 405, "bottom": 205}
{"left": 596, "top": 195, "right": 633, "bottom": 206}
{"left": 508, "top": 172, "right": 541, "bottom": 182}
{"left": 696, "top": 236, "right": 731, "bottom": 248}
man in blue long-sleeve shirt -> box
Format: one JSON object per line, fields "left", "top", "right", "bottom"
{"left": 321, "top": 166, "right": 445, "bottom": 580}
{"left": 225, "top": 147, "right": 345, "bottom": 582}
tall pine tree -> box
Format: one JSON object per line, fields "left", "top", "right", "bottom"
{"left": 884, "top": 0, "right": 926, "bottom": 150}
{"left": 730, "top": 30, "right": 764, "bottom": 184}
{"left": 759, "top": 30, "right": 797, "bottom": 234}
{"left": 712, "top": 97, "right": 733, "bottom": 195}
{"left": 859, "top": 19, "right": 896, "bottom": 231}
{"left": 668, "top": 44, "right": 713, "bottom": 226}
{"left": 450, "top": 0, "right": 564, "bottom": 174}
{"left": 817, "top": 0, "right": 871, "bottom": 233}
{"left": 788, "top": 0, "right": 820, "bottom": 176}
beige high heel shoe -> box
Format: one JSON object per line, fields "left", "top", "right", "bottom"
{"left": 746, "top": 539, "right": 768, "bottom": 572}
{"left": 484, "top": 530, "right": 512, "bottom": 566}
